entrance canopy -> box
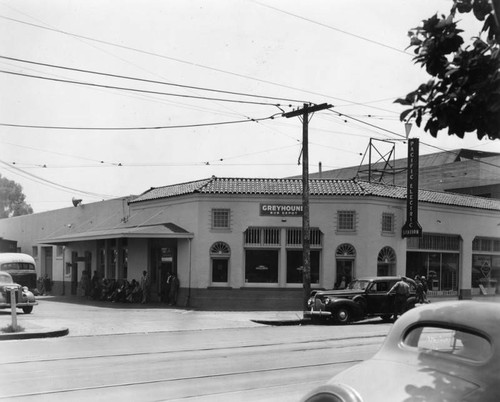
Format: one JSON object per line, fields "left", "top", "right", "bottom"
{"left": 39, "top": 222, "right": 193, "bottom": 244}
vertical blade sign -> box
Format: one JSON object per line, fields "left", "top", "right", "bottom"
{"left": 402, "top": 138, "right": 422, "bottom": 238}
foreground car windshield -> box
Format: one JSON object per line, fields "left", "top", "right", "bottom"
{"left": 347, "top": 280, "right": 370, "bottom": 290}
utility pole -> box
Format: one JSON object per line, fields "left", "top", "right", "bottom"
{"left": 283, "top": 103, "right": 332, "bottom": 312}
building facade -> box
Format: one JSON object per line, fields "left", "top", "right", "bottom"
{"left": 1, "top": 177, "right": 499, "bottom": 309}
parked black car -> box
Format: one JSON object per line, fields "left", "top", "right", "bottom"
{"left": 305, "top": 276, "right": 417, "bottom": 324}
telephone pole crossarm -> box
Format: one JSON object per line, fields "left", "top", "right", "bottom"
{"left": 282, "top": 103, "right": 332, "bottom": 118}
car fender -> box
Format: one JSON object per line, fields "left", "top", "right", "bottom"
{"left": 329, "top": 298, "right": 364, "bottom": 316}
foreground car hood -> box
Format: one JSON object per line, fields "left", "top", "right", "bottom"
{"left": 320, "top": 359, "right": 484, "bottom": 402}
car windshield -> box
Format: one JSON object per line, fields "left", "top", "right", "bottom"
{"left": 348, "top": 280, "right": 370, "bottom": 290}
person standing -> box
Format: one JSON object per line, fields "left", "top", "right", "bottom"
{"left": 165, "top": 272, "right": 173, "bottom": 304}
{"left": 421, "top": 275, "right": 429, "bottom": 303}
{"left": 91, "top": 270, "right": 100, "bottom": 300}
{"left": 387, "top": 277, "right": 410, "bottom": 321}
{"left": 140, "top": 270, "right": 150, "bottom": 304}
{"left": 335, "top": 275, "right": 347, "bottom": 289}
{"left": 414, "top": 275, "right": 425, "bottom": 304}
{"left": 169, "top": 273, "right": 179, "bottom": 306}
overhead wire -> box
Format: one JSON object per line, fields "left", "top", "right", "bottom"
{"left": 0, "top": 14, "right": 408, "bottom": 113}
{"left": 0, "top": 55, "right": 308, "bottom": 105}
{"left": 326, "top": 109, "right": 500, "bottom": 170}
{"left": 0, "top": 113, "right": 281, "bottom": 131}
{"left": 0, "top": 69, "right": 287, "bottom": 107}
{"left": 0, "top": 159, "right": 118, "bottom": 199}
{"left": 249, "top": 0, "right": 411, "bottom": 56}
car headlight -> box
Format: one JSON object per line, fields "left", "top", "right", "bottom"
{"left": 324, "top": 297, "right": 331, "bottom": 305}
{"left": 307, "top": 298, "right": 314, "bottom": 307}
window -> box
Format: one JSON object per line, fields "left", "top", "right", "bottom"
{"left": 245, "top": 249, "right": 279, "bottom": 283}
{"left": 377, "top": 246, "right": 396, "bottom": 276}
{"left": 408, "top": 234, "right": 460, "bottom": 251}
{"left": 382, "top": 213, "right": 395, "bottom": 233}
{"left": 212, "top": 209, "right": 230, "bottom": 229}
{"left": 286, "top": 228, "right": 322, "bottom": 247}
{"left": 286, "top": 250, "right": 320, "bottom": 284}
{"left": 337, "top": 210, "right": 356, "bottom": 231}
{"left": 56, "top": 246, "right": 64, "bottom": 258}
{"left": 32, "top": 246, "right": 38, "bottom": 258}
{"left": 335, "top": 244, "right": 356, "bottom": 288}
{"left": 404, "top": 326, "right": 492, "bottom": 362}
{"left": 244, "top": 227, "right": 280, "bottom": 246}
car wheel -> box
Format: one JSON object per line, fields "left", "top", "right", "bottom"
{"left": 22, "top": 306, "right": 33, "bottom": 314}
{"left": 333, "top": 307, "right": 350, "bottom": 324}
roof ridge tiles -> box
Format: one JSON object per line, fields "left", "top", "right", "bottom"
{"left": 129, "top": 176, "right": 500, "bottom": 211}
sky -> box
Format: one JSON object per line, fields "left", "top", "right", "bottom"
{"left": 0, "top": 0, "right": 499, "bottom": 213}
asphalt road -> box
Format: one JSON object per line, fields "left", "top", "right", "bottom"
{"left": 0, "top": 296, "right": 393, "bottom": 401}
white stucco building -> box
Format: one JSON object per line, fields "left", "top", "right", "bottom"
{"left": 1, "top": 176, "right": 499, "bottom": 309}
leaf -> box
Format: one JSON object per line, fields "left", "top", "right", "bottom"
{"left": 399, "top": 108, "right": 415, "bottom": 122}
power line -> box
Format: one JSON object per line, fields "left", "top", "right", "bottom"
{"left": 0, "top": 159, "right": 118, "bottom": 198}
{"left": 0, "top": 14, "right": 403, "bottom": 112}
{"left": 0, "top": 113, "right": 281, "bottom": 131}
{"left": 250, "top": 0, "right": 411, "bottom": 56}
{"left": 327, "top": 109, "right": 500, "bottom": 170}
{"left": 0, "top": 55, "right": 307, "bottom": 105}
{"left": 0, "top": 69, "right": 285, "bottom": 107}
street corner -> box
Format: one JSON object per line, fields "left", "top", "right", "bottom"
{"left": 0, "top": 323, "right": 69, "bottom": 340}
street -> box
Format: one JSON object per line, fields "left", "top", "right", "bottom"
{"left": 0, "top": 297, "right": 392, "bottom": 401}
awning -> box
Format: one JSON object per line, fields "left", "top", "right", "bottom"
{"left": 39, "top": 222, "right": 194, "bottom": 244}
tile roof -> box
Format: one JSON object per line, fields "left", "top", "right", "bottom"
{"left": 129, "top": 176, "right": 500, "bottom": 211}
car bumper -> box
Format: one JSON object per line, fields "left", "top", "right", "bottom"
{"left": 304, "top": 308, "right": 332, "bottom": 317}
{"left": 0, "top": 300, "right": 38, "bottom": 308}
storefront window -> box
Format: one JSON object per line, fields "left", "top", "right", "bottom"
{"left": 286, "top": 250, "right": 320, "bottom": 284}
{"left": 472, "top": 237, "right": 500, "bottom": 293}
{"left": 245, "top": 249, "right": 278, "bottom": 283}
{"left": 407, "top": 251, "right": 459, "bottom": 292}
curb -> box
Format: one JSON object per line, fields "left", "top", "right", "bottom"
{"left": 0, "top": 327, "right": 69, "bottom": 341}
{"left": 251, "top": 319, "right": 308, "bottom": 326}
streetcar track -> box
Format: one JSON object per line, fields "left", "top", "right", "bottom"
{"left": 0, "top": 358, "right": 362, "bottom": 400}
{"left": 1, "top": 334, "right": 384, "bottom": 365}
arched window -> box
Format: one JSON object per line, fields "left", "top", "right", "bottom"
{"left": 210, "top": 242, "right": 230, "bottom": 283}
{"left": 377, "top": 246, "right": 396, "bottom": 276}
{"left": 335, "top": 244, "right": 356, "bottom": 288}
{"left": 336, "top": 243, "right": 356, "bottom": 257}
{"left": 210, "top": 242, "right": 231, "bottom": 256}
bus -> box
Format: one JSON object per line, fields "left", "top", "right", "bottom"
{"left": 0, "top": 253, "right": 37, "bottom": 290}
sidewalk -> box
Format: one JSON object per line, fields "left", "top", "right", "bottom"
{"left": 0, "top": 295, "right": 305, "bottom": 340}
{"left": 1, "top": 294, "right": 498, "bottom": 340}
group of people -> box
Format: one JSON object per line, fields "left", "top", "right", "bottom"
{"left": 79, "top": 270, "right": 180, "bottom": 305}
{"left": 36, "top": 274, "right": 52, "bottom": 295}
